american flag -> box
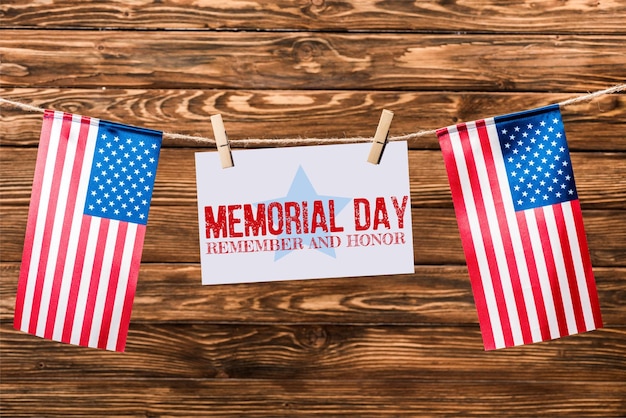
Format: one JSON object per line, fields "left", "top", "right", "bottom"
{"left": 14, "top": 110, "right": 162, "bottom": 351}
{"left": 437, "top": 104, "right": 602, "bottom": 350}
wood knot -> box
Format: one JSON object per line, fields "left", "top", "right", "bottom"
{"left": 294, "top": 41, "right": 320, "bottom": 62}
{"left": 298, "top": 326, "right": 329, "bottom": 349}
{"left": 292, "top": 38, "right": 329, "bottom": 73}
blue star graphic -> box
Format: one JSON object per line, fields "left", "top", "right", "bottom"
{"left": 262, "top": 166, "right": 351, "bottom": 261}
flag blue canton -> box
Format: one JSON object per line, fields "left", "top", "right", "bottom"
{"left": 84, "top": 120, "right": 162, "bottom": 225}
{"left": 495, "top": 105, "right": 577, "bottom": 212}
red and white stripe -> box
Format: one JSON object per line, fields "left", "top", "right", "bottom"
{"left": 438, "top": 119, "right": 602, "bottom": 350}
{"left": 14, "top": 110, "right": 144, "bottom": 351}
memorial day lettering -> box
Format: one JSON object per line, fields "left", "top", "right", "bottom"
{"left": 203, "top": 195, "right": 409, "bottom": 255}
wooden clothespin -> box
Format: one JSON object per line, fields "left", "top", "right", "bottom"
{"left": 210, "top": 114, "right": 234, "bottom": 169}
{"left": 367, "top": 109, "right": 394, "bottom": 164}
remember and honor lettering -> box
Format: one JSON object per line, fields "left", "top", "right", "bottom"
{"left": 195, "top": 142, "right": 414, "bottom": 284}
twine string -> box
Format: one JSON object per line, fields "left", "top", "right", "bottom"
{"left": 1, "top": 83, "right": 624, "bottom": 147}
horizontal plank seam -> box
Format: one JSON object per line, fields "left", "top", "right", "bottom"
{"left": 2, "top": 320, "right": 624, "bottom": 327}
{"left": 2, "top": 85, "right": 625, "bottom": 96}
{"left": 1, "top": 377, "right": 625, "bottom": 384}
{"left": 3, "top": 27, "right": 626, "bottom": 36}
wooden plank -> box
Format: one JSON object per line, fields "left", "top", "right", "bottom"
{"left": 2, "top": 0, "right": 626, "bottom": 34}
{"left": 0, "top": 89, "right": 618, "bottom": 150}
{"left": 1, "top": 205, "right": 624, "bottom": 266}
{"left": 1, "top": 378, "right": 624, "bottom": 417}
{"left": 2, "top": 147, "right": 625, "bottom": 208}
{"left": 1, "top": 262, "right": 624, "bottom": 325}
{"left": 1, "top": 324, "right": 625, "bottom": 382}
{"left": 2, "top": 31, "right": 625, "bottom": 91}
{"left": 0, "top": 263, "right": 473, "bottom": 324}
{"left": 2, "top": 89, "right": 625, "bottom": 150}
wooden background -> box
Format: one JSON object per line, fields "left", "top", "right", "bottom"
{"left": 1, "top": 1, "right": 625, "bottom": 416}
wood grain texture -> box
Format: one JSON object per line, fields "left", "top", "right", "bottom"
{"left": 2, "top": 31, "right": 625, "bottom": 91}
{"left": 1, "top": 323, "right": 625, "bottom": 381}
{"left": 1, "top": 378, "right": 624, "bottom": 417}
{"left": 2, "top": 88, "right": 626, "bottom": 150}
{"left": 2, "top": 0, "right": 626, "bottom": 34}
{"left": 2, "top": 2, "right": 625, "bottom": 416}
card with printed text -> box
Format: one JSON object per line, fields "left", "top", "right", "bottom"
{"left": 195, "top": 142, "right": 414, "bottom": 284}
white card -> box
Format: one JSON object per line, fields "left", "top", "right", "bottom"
{"left": 195, "top": 142, "right": 414, "bottom": 284}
